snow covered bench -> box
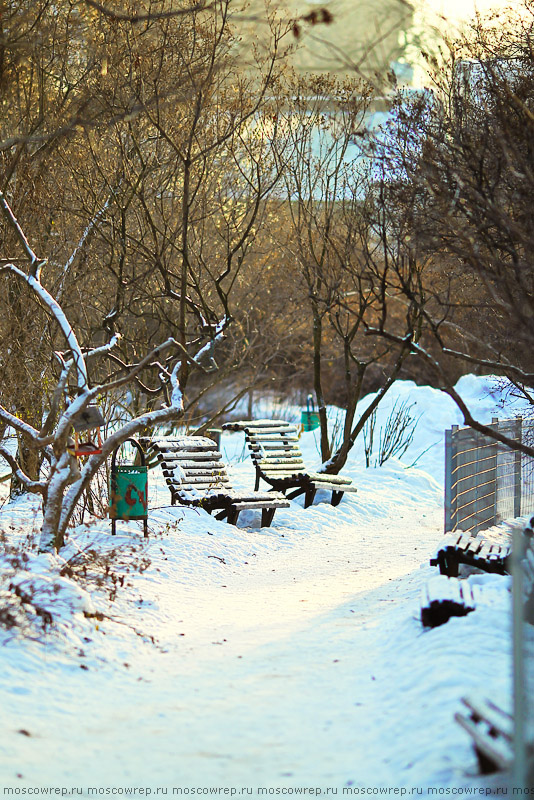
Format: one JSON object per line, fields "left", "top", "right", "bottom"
{"left": 454, "top": 697, "right": 514, "bottom": 774}
{"left": 140, "top": 435, "right": 290, "bottom": 527}
{"left": 421, "top": 575, "right": 476, "bottom": 628}
{"left": 222, "top": 419, "right": 357, "bottom": 508}
{"left": 430, "top": 528, "right": 512, "bottom": 577}
{"left": 431, "top": 516, "right": 534, "bottom": 580}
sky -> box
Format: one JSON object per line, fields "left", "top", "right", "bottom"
{"left": 417, "top": 0, "right": 527, "bottom": 35}
{"left": 424, "top": 0, "right": 523, "bottom": 23}
{"left": 400, "top": 0, "right": 528, "bottom": 85}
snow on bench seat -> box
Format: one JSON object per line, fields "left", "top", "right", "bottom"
{"left": 455, "top": 697, "right": 514, "bottom": 774}
{"left": 430, "top": 528, "right": 511, "bottom": 577}
{"left": 421, "top": 575, "right": 476, "bottom": 628}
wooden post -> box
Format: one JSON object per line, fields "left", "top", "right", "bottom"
{"left": 512, "top": 528, "right": 527, "bottom": 790}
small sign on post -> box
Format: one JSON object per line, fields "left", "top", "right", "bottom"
{"left": 301, "top": 394, "right": 320, "bottom": 432}
{"left": 110, "top": 438, "right": 148, "bottom": 537}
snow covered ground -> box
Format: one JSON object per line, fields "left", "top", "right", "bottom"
{"left": 0, "top": 376, "right": 532, "bottom": 793}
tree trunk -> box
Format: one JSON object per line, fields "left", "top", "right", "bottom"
{"left": 312, "top": 307, "right": 331, "bottom": 462}
{"left": 10, "top": 432, "right": 42, "bottom": 498}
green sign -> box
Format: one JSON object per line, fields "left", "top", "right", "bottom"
{"left": 110, "top": 465, "right": 148, "bottom": 520}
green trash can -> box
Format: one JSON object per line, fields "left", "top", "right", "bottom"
{"left": 301, "top": 394, "right": 321, "bottom": 432}
{"left": 110, "top": 438, "right": 148, "bottom": 537}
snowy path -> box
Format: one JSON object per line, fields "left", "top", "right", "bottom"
{"left": 1, "top": 492, "right": 502, "bottom": 791}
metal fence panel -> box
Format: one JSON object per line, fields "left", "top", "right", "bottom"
{"left": 522, "top": 419, "right": 534, "bottom": 520}
{"left": 445, "top": 416, "right": 534, "bottom": 534}
{"left": 443, "top": 418, "right": 534, "bottom": 784}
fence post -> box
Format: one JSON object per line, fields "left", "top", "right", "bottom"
{"left": 514, "top": 417, "right": 523, "bottom": 519}
{"left": 445, "top": 426, "right": 454, "bottom": 533}
{"left": 492, "top": 418, "right": 499, "bottom": 527}
{"left": 512, "top": 527, "right": 527, "bottom": 790}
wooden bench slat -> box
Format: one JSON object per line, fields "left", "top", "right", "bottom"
{"left": 230, "top": 499, "right": 290, "bottom": 511}
{"left": 247, "top": 434, "right": 300, "bottom": 442}
{"left": 256, "top": 457, "right": 304, "bottom": 465}
{"left": 454, "top": 713, "right": 512, "bottom": 772}
{"left": 164, "top": 481, "right": 232, "bottom": 491}
{"left": 167, "top": 453, "right": 223, "bottom": 460}
{"left": 305, "top": 472, "right": 354, "bottom": 485}
{"left": 312, "top": 481, "right": 359, "bottom": 492}
{"left": 243, "top": 426, "right": 300, "bottom": 434}
{"left": 262, "top": 471, "right": 307, "bottom": 479}
{"left": 153, "top": 454, "right": 223, "bottom": 463}
{"left": 151, "top": 442, "right": 221, "bottom": 454}
{"left": 457, "top": 532, "right": 477, "bottom": 550}
{"left": 162, "top": 464, "right": 229, "bottom": 475}
{"left": 259, "top": 463, "right": 306, "bottom": 472}
{"left": 460, "top": 697, "right": 513, "bottom": 739}
{"left": 165, "top": 476, "right": 230, "bottom": 490}
{"left": 243, "top": 422, "right": 291, "bottom": 428}
{"left": 250, "top": 442, "right": 301, "bottom": 451}
{"left": 261, "top": 469, "right": 352, "bottom": 485}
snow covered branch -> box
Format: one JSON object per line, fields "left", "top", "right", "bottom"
{"left": 0, "top": 446, "right": 46, "bottom": 495}
{"left": 56, "top": 192, "right": 115, "bottom": 301}
{"left": 365, "top": 326, "right": 534, "bottom": 460}
{"left": 0, "top": 406, "right": 47, "bottom": 447}
{"left": 85, "top": 334, "right": 121, "bottom": 361}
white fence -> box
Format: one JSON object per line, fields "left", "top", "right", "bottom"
{"left": 444, "top": 417, "right": 534, "bottom": 534}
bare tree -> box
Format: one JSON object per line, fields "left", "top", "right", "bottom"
{"left": 366, "top": 1, "right": 534, "bottom": 456}
{"left": 270, "top": 72, "right": 416, "bottom": 472}
{"left": 46, "top": 0, "right": 293, "bottom": 413}
{"left": 0, "top": 0, "right": 294, "bottom": 548}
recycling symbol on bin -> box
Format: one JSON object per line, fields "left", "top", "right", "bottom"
{"left": 124, "top": 483, "right": 147, "bottom": 511}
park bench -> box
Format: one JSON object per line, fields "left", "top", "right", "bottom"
{"left": 430, "top": 527, "right": 512, "bottom": 577}
{"left": 222, "top": 419, "right": 357, "bottom": 507}
{"left": 421, "top": 575, "right": 476, "bottom": 628}
{"left": 455, "top": 697, "right": 515, "bottom": 774}
{"left": 140, "top": 435, "right": 289, "bottom": 527}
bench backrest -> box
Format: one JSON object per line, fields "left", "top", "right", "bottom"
{"left": 234, "top": 420, "right": 306, "bottom": 479}
{"left": 144, "top": 436, "right": 231, "bottom": 495}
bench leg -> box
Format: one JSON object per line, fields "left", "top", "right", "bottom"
{"left": 304, "top": 488, "right": 316, "bottom": 508}
{"left": 286, "top": 485, "right": 316, "bottom": 507}
{"left": 226, "top": 508, "right": 240, "bottom": 526}
{"left": 331, "top": 490, "right": 343, "bottom": 507}
{"left": 437, "top": 548, "right": 459, "bottom": 577}
{"left": 254, "top": 470, "right": 261, "bottom": 492}
{"left": 261, "top": 508, "right": 276, "bottom": 528}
